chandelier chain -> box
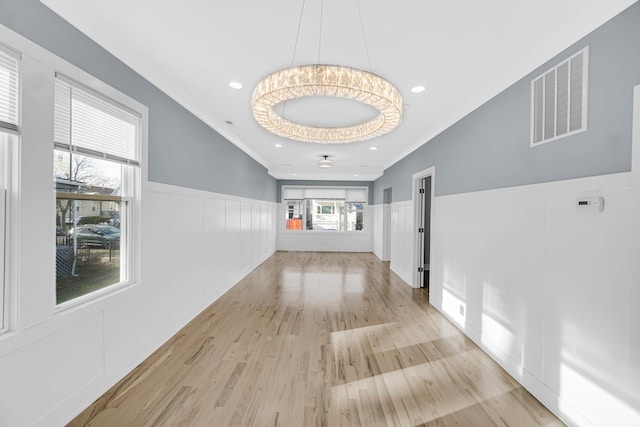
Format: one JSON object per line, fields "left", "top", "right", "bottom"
{"left": 291, "top": 0, "right": 307, "bottom": 67}
{"left": 318, "top": 0, "right": 324, "bottom": 64}
{"left": 356, "top": 0, "right": 372, "bottom": 71}
{"left": 285, "top": 0, "right": 308, "bottom": 119}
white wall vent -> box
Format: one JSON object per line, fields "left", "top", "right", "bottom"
{"left": 531, "top": 46, "right": 589, "bottom": 146}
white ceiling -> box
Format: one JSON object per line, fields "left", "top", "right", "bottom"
{"left": 40, "top": 0, "right": 637, "bottom": 181}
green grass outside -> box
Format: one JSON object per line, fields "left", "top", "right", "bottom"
{"left": 56, "top": 249, "right": 120, "bottom": 304}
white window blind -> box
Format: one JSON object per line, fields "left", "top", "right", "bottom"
{"left": 346, "top": 189, "right": 367, "bottom": 202}
{"left": 283, "top": 188, "right": 305, "bottom": 199}
{"left": 283, "top": 187, "right": 368, "bottom": 202}
{"left": 54, "top": 75, "right": 140, "bottom": 165}
{"left": 0, "top": 47, "right": 19, "bottom": 133}
{"left": 304, "top": 188, "right": 346, "bottom": 199}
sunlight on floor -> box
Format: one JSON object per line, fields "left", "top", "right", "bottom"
{"left": 330, "top": 349, "right": 517, "bottom": 426}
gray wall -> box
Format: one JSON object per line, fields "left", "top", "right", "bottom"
{"left": 277, "top": 180, "right": 373, "bottom": 204}
{"left": 0, "top": 0, "right": 277, "bottom": 202}
{"left": 373, "top": 3, "right": 640, "bottom": 204}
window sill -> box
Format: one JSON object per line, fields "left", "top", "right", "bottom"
{"left": 0, "top": 280, "right": 141, "bottom": 359}
{"left": 53, "top": 279, "right": 138, "bottom": 315}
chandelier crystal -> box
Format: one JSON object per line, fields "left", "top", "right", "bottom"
{"left": 252, "top": 65, "right": 402, "bottom": 144}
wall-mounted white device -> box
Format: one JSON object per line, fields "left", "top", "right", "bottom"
{"left": 576, "top": 196, "right": 604, "bottom": 213}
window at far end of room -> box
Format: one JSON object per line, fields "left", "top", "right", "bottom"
{"left": 283, "top": 187, "right": 367, "bottom": 232}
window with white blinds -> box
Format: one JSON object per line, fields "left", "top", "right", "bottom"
{"left": 282, "top": 187, "right": 368, "bottom": 202}
{"left": 0, "top": 47, "right": 19, "bottom": 133}
{"left": 0, "top": 45, "right": 18, "bottom": 332}
{"left": 54, "top": 75, "right": 140, "bottom": 165}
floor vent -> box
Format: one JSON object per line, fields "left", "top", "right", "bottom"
{"left": 531, "top": 46, "right": 588, "bottom": 146}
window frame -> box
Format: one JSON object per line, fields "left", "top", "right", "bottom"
{"left": 282, "top": 186, "right": 368, "bottom": 233}
{"left": 52, "top": 75, "right": 144, "bottom": 311}
{"left": 285, "top": 199, "right": 304, "bottom": 230}
{"left": 0, "top": 44, "right": 20, "bottom": 334}
{"left": 0, "top": 133, "right": 10, "bottom": 333}
{"left": 346, "top": 201, "right": 365, "bottom": 231}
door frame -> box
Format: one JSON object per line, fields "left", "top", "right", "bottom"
{"left": 412, "top": 167, "right": 435, "bottom": 288}
{"left": 632, "top": 85, "right": 640, "bottom": 311}
{"left": 381, "top": 187, "right": 392, "bottom": 261}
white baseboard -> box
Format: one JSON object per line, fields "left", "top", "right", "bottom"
{"left": 390, "top": 264, "right": 413, "bottom": 287}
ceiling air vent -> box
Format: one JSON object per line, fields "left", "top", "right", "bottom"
{"left": 531, "top": 46, "right": 588, "bottom": 146}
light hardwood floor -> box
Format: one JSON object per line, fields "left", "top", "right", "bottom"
{"left": 69, "top": 252, "right": 564, "bottom": 427}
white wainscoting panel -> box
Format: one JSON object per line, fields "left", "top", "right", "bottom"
{"left": 202, "top": 198, "right": 228, "bottom": 302}
{"left": 372, "top": 203, "right": 392, "bottom": 262}
{"left": 142, "top": 185, "right": 277, "bottom": 327}
{"left": 389, "top": 200, "right": 414, "bottom": 286}
{"left": 372, "top": 204, "right": 384, "bottom": 259}
{"left": 430, "top": 172, "right": 638, "bottom": 427}
{"left": 0, "top": 314, "right": 104, "bottom": 426}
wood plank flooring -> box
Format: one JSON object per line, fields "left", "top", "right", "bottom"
{"left": 69, "top": 252, "right": 564, "bottom": 427}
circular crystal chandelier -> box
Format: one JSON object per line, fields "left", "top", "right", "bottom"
{"left": 252, "top": 64, "right": 402, "bottom": 144}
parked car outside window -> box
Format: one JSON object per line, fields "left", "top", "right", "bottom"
{"left": 69, "top": 225, "right": 120, "bottom": 248}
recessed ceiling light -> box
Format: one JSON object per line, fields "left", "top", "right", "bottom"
{"left": 274, "top": 143, "right": 282, "bottom": 148}
{"left": 354, "top": 174, "right": 359, "bottom": 177}
{"left": 369, "top": 146, "right": 378, "bottom": 151}
{"left": 411, "top": 85, "right": 426, "bottom": 93}
{"left": 229, "top": 81, "right": 243, "bottom": 89}
{"left": 292, "top": 173, "right": 297, "bottom": 176}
